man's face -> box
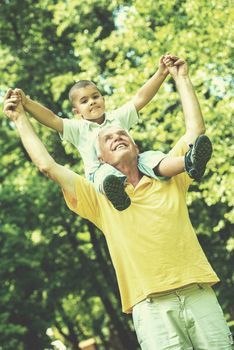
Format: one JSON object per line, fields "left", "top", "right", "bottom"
{"left": 98, "top": 127, "right": 139, "bottom": 166}
{"left": 72, "top": 85, "right": 105, "bottom": 122}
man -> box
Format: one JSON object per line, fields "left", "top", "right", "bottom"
{"left": 4, "top": 58, "right": 233, "bottom": 349}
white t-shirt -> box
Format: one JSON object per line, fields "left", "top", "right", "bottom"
{"left": 61, "top": 101, "right": 138, "bottom": 176}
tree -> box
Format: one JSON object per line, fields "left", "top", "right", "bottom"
{"left": 0, "top": 0, "right": 233, "bottom": 348}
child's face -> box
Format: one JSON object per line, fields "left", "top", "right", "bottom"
{"left": 72, "top": 85, "right": 105, "bottom": 123}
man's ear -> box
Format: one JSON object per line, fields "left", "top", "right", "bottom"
{"left": 135, "top": 143, "right": 140, "bottom": 155}
{"left": 98, "top": 155, "right": 104, "bottom": 164}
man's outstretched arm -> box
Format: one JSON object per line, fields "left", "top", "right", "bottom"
{"left": 164, "top": 57, "right": 205, "bottom": 145}
{"left": 3, "top": 90, "right": 77, "bottom": 198}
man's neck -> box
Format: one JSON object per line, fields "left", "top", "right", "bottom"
{"left": 115, "top": 159, "right": 143, "bottom": 187}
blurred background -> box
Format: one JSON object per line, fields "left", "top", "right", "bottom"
{"left": 0, "top": 0, "right": 233, "bottom": 349}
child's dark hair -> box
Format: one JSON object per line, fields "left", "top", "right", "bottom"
{"left": 68, "top": 80, "right": 98, "bottom": 104}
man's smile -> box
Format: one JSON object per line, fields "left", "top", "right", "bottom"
{"left": 112, "top": 142, "right": 128, "bottom": 151}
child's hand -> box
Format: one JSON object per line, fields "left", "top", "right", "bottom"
{"left": 158, "top": 55, "right": 170, "bottom": 75}
{"left": 158, "top": 54, "right": 179, "bottom": 75}
{"left": 14, "top": 88, "right": 29, "bottom": 106}
{"left": 163, "top": 55, "right": 188, "bottom": 80}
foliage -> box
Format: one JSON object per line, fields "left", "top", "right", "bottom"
{"left": 0, "top": 0, "right": 233, "bottom": 349}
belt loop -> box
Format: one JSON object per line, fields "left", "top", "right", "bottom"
{"left": 146, "top": 297, "right": 152, "bottom": 303}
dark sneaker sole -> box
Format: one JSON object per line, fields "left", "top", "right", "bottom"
{"left": 189, "top": 135, "right": 212, "bottom": 180}
{"left": 103, "top": 175, "right": 131, "bottom": 211}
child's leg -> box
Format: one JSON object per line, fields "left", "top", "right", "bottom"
{"left": 138, "top": 150, "right": 172, "bottom": 180}
{"left": 90, "top": 164, "right": 131, "bottom": 211}
{"left": 91, "top": 163, "right": 124, "bottom": 192}
{"left": 156, "top": 156, "right": 185, "bottom": 177}
{"left": 138, "top": 150, "right": 184, "bottom": 179}
{"left": 184, "top": 135, "right": 212, "bottom": 180}
{"left": 138, "top": 135, "right": 212, "bottom": 181}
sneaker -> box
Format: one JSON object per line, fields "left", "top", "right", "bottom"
{"left": 184, "top": 135, "right": 212, "bottom": 181}
{"left": 103, "top": 175, "right": 131, "bottom": 211}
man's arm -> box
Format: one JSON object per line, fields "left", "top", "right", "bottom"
{"left": 164, "top": 57, "right": 205, "bottom": 145}
{"left": 13, "top": 88, "right": 63, "bottom": 133}
{"left": 3, "top": 91, "right": 76, "bottom": 198}
{"left": 132, "top": 56, "right": 170, "bottom": 112}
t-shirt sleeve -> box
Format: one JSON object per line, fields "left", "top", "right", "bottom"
{"left": 62, "top": 175, "right": 102, "bottom": 229}
{"left": 110, "top": 101, "right": 139, "bottom": 130}
{"left": 168, "top": 136, "right": 193, "bottom": 191}
{"left": 59, "top": 119, "right": 81, "bottom": 147}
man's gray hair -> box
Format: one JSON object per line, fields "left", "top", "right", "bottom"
{"left": 95, "top": 126, "right": 135, "bottom": 158}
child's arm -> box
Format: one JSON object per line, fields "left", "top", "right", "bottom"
{"left": 14, "top": 89, "right": 63, "bottom": 133}
{"left": 132, "top": 55, "right": 173, "bottom": 112}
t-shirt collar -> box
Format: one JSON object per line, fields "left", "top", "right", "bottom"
{"left": 83, "top": 113, "right": 113, "bottom": 130}
{"left": 126, "top": 175, "right": 153, "bottom": 192}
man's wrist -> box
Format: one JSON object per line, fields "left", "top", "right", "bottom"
{"left": 23, "top": 96, "right": 31, "bottom": 107}
{"left": 14, "top": 112, "right": 26, "bottom": 123}
{"left": 175, "top": 76, "right": 191, "bottom": 86}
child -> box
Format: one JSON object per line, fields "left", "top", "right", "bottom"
{"left": 12, "top": 54, "right": 212, "bottom": 210}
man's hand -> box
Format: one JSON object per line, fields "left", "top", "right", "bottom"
{"left": 3, "top": 89, "right": 25, "bottom": 122}
{"left": 158, "top": 54, "right": 181, "bottom": 76}
{"left": 163, "top": 55, "right": 188, "bottom": 80}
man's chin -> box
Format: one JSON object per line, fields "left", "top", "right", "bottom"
{"left": 111, "top": 148, "right": 130, "bottom": 157}
{"left": 110, "top": 149, "right": 133, "bottom": 162}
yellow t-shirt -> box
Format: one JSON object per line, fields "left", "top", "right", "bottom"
{"left": 63, "top": 137, "right": 219, "bottom": 313}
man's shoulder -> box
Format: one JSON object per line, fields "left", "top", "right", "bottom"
{"left": 63, "top": 174, "right": 103, "bottom": 225}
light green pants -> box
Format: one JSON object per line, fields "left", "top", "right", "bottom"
{"left": 132, "top": 284, "right": 233, "bottom": 350}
